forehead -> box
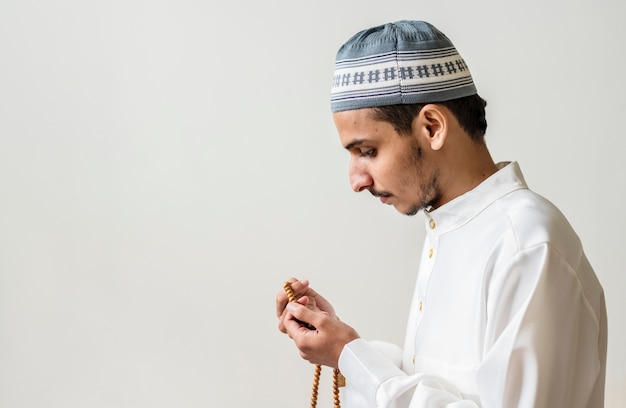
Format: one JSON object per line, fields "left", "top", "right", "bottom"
{"left": 332, "top": 109, "right": 397, "bottom": 147}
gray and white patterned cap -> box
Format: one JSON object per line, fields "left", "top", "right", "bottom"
{"left": 330, "top": 20, "right": 477, "bottom": 113}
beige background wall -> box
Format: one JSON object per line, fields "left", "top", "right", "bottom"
{"left": 0, "top": 0, "right": 624, "bottom": 406}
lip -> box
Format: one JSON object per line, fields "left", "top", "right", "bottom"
{"left": 380, "top": 196, "right": 389, "bottom": 204}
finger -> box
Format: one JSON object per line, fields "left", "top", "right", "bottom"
{"left": 276, "top": 291, "right": 289, "bottom": 319}
{"left": 286, "top": 278, "right": 311, "bottom": 299}
{"left": 284, "top": 314, "right": 317, "bottom": 342}
{"left": 298, "top": 296, "right": 323, "bottom": 313}
{"left": 285, "top": 302, "right": 323, "bottom": 331}
{"left": 277, "top": 315, "right": 288, "bottom": 334}
{"left": 277, "top": 302, "right": 313, "bottom": 334}
{"left": 276, "top": 278, "right": 311, "bottom": 317}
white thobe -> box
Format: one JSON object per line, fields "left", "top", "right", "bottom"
{"left": 338, "top": 161, "right": 607, "bottom": 407}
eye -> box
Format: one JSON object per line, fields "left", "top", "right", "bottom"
{"left": 359, "top": 148, "right": 377, "bottom": 157}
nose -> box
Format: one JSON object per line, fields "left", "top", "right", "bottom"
{"left": 349, "top": 159, "right": 373, "bottom": 192}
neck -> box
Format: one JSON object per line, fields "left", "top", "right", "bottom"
{"left": 432, "top": 144, "right": 498, "bottom": 209}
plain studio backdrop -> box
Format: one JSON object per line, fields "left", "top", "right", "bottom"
{"left": 0, "top": 0, "right": 624, "bottom": 407}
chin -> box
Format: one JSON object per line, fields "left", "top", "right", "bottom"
{"left": 393, "top": 204, "right": 419, "bottom": 217}
{"left": 402, "top": 202, "right": 427, "bottom": 217}
{"left": 403, "top": 208, "right": 420, "bottom": 217}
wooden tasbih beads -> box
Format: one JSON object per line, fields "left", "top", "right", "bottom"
{"left": 284, "top": 282, "right": 342, "bottom": 408}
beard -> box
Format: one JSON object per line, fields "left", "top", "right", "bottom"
{"left": 403, "top": 140, "right": 441, "bottom": 216}
{"left": 404, "top": 177, "right": 440, "bottom": 215}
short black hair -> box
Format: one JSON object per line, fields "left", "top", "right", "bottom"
{"left": 370, "top": 94, "right": 488, "bottom": 142}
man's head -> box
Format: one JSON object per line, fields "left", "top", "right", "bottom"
{"left": 331, "top": 21, "right": 494, "bottom": 215}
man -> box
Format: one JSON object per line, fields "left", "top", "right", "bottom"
{"left": 276, "top": 20, "right": 607, "bottom": 407}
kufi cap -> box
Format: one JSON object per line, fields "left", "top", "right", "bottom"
{"left": 330, "top": 20, "right": 477, "bottom": 112}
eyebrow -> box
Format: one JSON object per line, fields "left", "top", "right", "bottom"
{"left": 344, "top": 139, "right": 367, "bottom": 150}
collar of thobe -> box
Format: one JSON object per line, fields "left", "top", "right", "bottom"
{"left": 423, "top": 161, "right": 528, "bottom": 235}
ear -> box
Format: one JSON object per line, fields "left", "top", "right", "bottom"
{"left": 413, "top": 104, "right": 448, "bottom": 151}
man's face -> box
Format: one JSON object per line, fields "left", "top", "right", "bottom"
{"left": 333, "top": 108, "right": 441, "bottom": 215}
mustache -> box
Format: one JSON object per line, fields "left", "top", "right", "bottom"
{"left": 369, "top": 189, "right": 391, "bottom": 198}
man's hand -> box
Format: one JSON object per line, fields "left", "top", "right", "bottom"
{"left": 276, "top": 278, "right": 359, "bottom": 368}
{"left": 275, "top": 278, "right": 336, "bottom": 333}
{"left": 283, "top": 301, "right": 359, "bottom": 368}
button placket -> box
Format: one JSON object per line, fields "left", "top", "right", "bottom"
{"left": 418, "top": 235, "right": 438, "bottom": 313}
{"left": 413, "top": 231, "right": 439, "bottom": 367}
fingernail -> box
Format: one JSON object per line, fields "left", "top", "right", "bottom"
{"left": 286, "top": 303, "right": 296, "bottom": 312}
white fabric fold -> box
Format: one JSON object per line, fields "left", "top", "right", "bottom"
{"left": 336, "top": 162, "right": 606, "bottom": 407}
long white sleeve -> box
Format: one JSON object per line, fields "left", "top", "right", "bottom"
{"left": 339, "top": 339, "right": 480, "bottom": 407}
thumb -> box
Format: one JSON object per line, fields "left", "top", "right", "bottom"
{"left": 285, "top": 302, "right": 320, "bottom": 330}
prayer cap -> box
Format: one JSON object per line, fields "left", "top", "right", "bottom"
{"left": 330, "top": 20, "right": 477, "bottom": 113}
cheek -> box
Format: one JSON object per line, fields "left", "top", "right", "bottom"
{"left": 396, "top": 157, "right": 422, "bottom": 185}
{"left": 374, "top": 160, "right": 398, "bottom": 183}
